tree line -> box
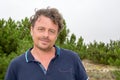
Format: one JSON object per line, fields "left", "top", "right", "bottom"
{"left": 0, "top": 18, "right": 120, "bottom": 80}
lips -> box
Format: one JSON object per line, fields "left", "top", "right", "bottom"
{"left": 39, "top": 38, "right": 50, "bottom": 44}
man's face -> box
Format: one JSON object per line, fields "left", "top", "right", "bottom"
{"left": 31, "top": 15, "right": 58, "bottom": 51}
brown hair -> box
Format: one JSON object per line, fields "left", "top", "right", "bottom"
{"left": 30, "top": 7, "right": 64, "bottom": 33}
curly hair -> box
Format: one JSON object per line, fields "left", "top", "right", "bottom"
{"left": 30, "top": 7, "right": 64, "bottom": 33}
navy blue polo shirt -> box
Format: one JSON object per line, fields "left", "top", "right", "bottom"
{"left": 5, "top": 46, "right": 88, "bottom": 80}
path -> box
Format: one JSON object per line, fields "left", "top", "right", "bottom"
{"left": 82, "top": 59, "right": 120, "bottom": 80}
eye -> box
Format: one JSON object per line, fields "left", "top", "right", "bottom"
{"left": 49, "top": 29, "right": 55, "bottom": 34}
{"left": 37, "top": 27, "right": 44, "bottom": 31}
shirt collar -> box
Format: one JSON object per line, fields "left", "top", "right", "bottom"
{"left": 25, "top": 45, "right": 60, "bottom": 63}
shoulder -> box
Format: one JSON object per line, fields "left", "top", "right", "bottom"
{"left": 9, "top": 53, "right": 25, "bottom": 68}
{"left": 12, "top": 53, "right": 25, "bottom": 62}
{"left": 60, "top": 48, "right": 80, "bottom": 60}
{"left": 60, "top": 48, "right": 78, "bottom": 56}
{"left": 6, "top": 53, "right": 25, "bottom": 76}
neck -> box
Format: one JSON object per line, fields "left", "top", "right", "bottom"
{"left": 31, "top": 46, "right": 56, "bottom": 70}
{"left": 31, "top": 46, "right": 55, "bottom": 61}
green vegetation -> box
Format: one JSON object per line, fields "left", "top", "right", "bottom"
{"left": 113, "top": 71, "right": 120, "bottom": 80}
{"left": 0, "top": 18, "right": 120, "bottom": 80}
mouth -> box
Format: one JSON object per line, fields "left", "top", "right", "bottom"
{"left": 41, "top": 39, "right": 50, "bottom": 42}
{"left": 40, "top": 39, "right": 50, "bottom": 44}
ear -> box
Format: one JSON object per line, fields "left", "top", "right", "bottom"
{"left": 30, "top": 26, "right": 33, "bottom": 36}
{"left": 55, "top": 34, "right": 59, "bottom": 41}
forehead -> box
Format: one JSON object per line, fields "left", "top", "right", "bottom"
{"left": 35, "top": 16, "right": 58, "bottom": 29}
{"left": 36, "top": 15, "right": 53, "bottom": 24}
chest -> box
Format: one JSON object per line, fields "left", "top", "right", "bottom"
{"left": 17, "top": 59, "right": 75, "bottom": 80}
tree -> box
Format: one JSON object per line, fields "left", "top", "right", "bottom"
{"left": 56, "top": 20, "right": 69, "bottom": 46}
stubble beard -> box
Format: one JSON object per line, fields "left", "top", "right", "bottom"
{"left": 36, "top": 43, "right": 53, "bottom": 52}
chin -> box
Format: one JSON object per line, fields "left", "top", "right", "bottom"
{"left": 38, "top": 45, "right": 52, "bottom": 51}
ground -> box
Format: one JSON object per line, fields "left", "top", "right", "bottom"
{"left": 82, "top": 59, "right": 120, "bottom": 80}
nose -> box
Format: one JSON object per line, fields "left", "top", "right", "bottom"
{"left": 43, "top": 30, "right": 49, "bottom": 38}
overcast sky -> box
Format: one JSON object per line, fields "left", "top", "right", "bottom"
{"left": 0, "top": 0, "right": 120, "bottom": 44}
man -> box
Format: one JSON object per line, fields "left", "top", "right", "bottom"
{"left": 5, "top": 7, "right": 89, "bottom": 80}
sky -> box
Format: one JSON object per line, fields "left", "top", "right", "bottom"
{"left": 0, "top": 0, "right": 120, "bottom": 44}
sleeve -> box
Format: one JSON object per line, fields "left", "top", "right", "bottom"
{"left": 4, "top": 60, "right": 17, "bottom": 80}
{"left": 74, "top": 54, "right": 89, "bottom": 80}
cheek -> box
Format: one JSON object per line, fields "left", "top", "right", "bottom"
{"left": 55, "top": 36, "right": 58, "bottom": 41}
{"left": 49, "top": 35, "right": 56, "bottom": 41}
{"left": 52, "top": 35, "right": 58, "bottom": 42}
{"left": 32, "top": 30, "right": 40, "bottom": 37}
{"left": 31, "top": 32, "right": 39, "bottom": 41}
